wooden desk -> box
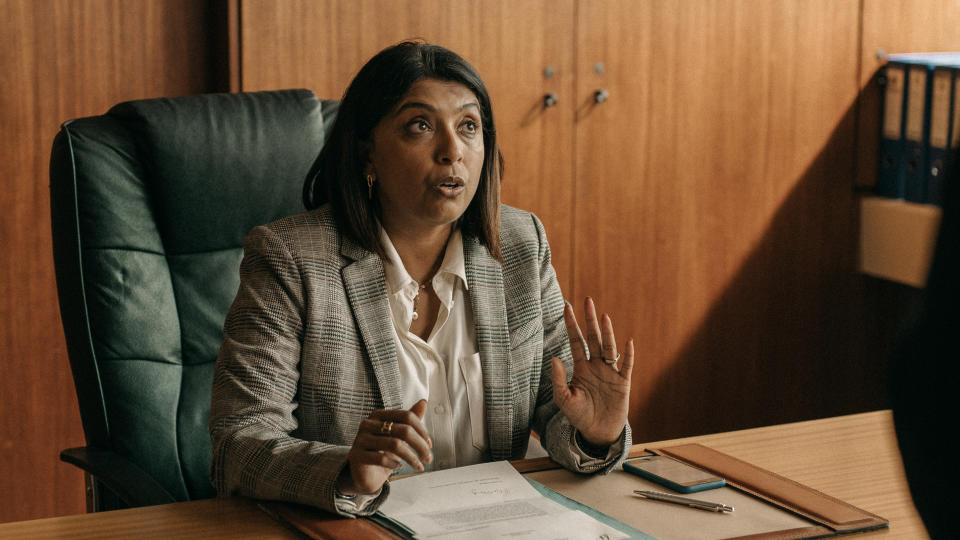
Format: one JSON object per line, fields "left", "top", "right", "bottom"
{"left": 529, "top": 410, "right": 926, "bottom": 539}
{"left": 0, "top": 497, "right": 300, "bottom": 540}
{"left": 0, "top": 410, "right": 927, "bottom": 539}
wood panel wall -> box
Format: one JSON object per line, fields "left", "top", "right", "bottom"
{"left": 573, "top": 0, "right": 875, "bottom": 440}
{"left": 235, "top": 0, "right": 916, "bottom": 445}
{"left": 3, "top": 0, "right": 960, "bottom": 523}
{"left": 0, "top": 0, "right": 222, "bottom": 523}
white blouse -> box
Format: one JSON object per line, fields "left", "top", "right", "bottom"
{"left": 380, "top": 227, "right": 488, "bottom": 473}
{"left": 337, "top": 227, "right": 619, "bottom": 511}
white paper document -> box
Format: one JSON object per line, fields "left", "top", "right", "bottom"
{"left": 378, "top": 461, "right": 628, "bottom": 539}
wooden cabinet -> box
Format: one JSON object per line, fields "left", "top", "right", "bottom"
{"left": 572, "top": 0, "right": 866, "bottom": 440}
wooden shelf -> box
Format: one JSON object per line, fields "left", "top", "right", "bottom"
{"left": 859, "top": 195, "right": 942, "bottom": 287}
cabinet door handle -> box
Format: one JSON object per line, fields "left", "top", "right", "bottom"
{"left": 594, "top": 88, "right": 610, "bottom": 103}
{"left": 543, "top": 93, "right": 559, "bottom": 107}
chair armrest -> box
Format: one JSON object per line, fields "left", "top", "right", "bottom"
{"left": 60, "top": 446, "right": 177, "bottom": 508}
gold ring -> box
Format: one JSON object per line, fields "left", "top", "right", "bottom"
{"left": 380, "top": 421, "right": 393, "bottom": 435}
{"left": 603, "top": 353, "right": 621, "bottom": 365}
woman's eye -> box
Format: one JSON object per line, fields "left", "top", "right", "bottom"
{"left": 461, "top": 119, "right": 480, "bottom": 134}
{"left": 405, "top": 118, "right": 430, "bottom": 135}
{"left": 406, "top": 119, "right": 431, "bottom": 133}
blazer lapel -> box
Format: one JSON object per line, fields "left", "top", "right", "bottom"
{"left": 464, "top": 236, "right": 513, "bottom": 461}
{"left": 341, "top": 237, "right": 403, "bottom": 410}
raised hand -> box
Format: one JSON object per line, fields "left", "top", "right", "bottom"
{"left": 337, "top": 399, "right": 433, "bottom": 495}
{"left": 551, "top": 298, "right": 634, "bottom": 447}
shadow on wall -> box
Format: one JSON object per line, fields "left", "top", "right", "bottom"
{"left": 630, "top": 85, "right": 924, "bottom": 443}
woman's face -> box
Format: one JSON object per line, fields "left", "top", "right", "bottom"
{"left": 367, "top": 78, "right": 485, "bottom": 237}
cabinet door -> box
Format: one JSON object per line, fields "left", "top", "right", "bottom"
{"left": 573, "top": 0, "right": 864, "bottom": 441}
{"left": 239, "top": 0, "right": 576, "bottom": 291}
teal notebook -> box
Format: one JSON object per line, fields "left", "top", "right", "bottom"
{"left": 369, "top": 477, "right": 656, "bottom": 539}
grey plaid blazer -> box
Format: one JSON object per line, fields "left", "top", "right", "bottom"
{"left": 210, "top": 204, "right": 631, "bottom": 515}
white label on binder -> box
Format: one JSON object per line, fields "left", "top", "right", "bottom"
{"left": 906, "top": 66, "right": 927, "bottom": 142}
{"left": 930, "top": 69, "right": 951, "bottom": 149}
{"left": 884, "top": 65, "right": 905, "bottom": 139}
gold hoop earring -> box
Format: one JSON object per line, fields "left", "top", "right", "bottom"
{"left": 366, "top": 174, "right": 375, "bottom": 200}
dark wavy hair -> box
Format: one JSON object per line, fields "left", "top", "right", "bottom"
{"left": 303, "top": 41, "right": 503, "bottom": 262}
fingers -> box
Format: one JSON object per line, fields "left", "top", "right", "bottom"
{"left": 550, "top": 357, "right": 571, "bottom": 403}
{"left": 563, "top": 302, "right": 589, "bottom": 362}
{"left": 567, "top": 297, "right": 632, "bottom": 378}
{"left": 354, "top": 406, "right": 433, "bottom": 472}
{"left": 355, "top": 428, "right": 427, "bottom": 471}
{"left": 372, "top": 406, "right": 432, "bottom": 449}
{"left": 600, "top": 313, "right": 618, "bottom": 366}
{"left": 348, "top": 437, "right": 405, "bottom": 469}
{"left": 620, "top": 338, "right": 635, "bottom": 380}
{"left": 344, "top": 402, "right": 436, "bottom": 494}
{"left": 584, "top": 298, "right": 603, "bottom": 362}
{"left": 410, "top": 398, "right": 428, "bottom": 422}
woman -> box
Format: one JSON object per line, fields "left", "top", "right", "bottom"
{"left": 210, "top": 41, "right": 634, "bottom": 516}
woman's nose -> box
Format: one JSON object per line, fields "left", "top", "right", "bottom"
{"left": 435, "top": 126, "right": 463, "bottom": 164}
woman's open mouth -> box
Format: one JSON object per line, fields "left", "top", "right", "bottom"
{"left": 434, "top": 176, "right": 465, "bottom": 197}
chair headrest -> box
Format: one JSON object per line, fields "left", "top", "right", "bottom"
{"left": 106, "top": 89, "right": 326, "bottom": 254}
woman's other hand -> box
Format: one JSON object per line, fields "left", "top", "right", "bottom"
{"left": 551, "top": 298, "right": 634, "bottom": 447}
{"left": 337, "top": 399, "right": 433, "bottom": 495}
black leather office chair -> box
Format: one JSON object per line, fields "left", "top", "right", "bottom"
{"left": 49, "top": 90, "right": 337, "bottom": 511}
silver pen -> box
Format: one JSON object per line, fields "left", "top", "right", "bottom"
{"left": 633, "top": 490, "right": 734, "bottom": 513}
